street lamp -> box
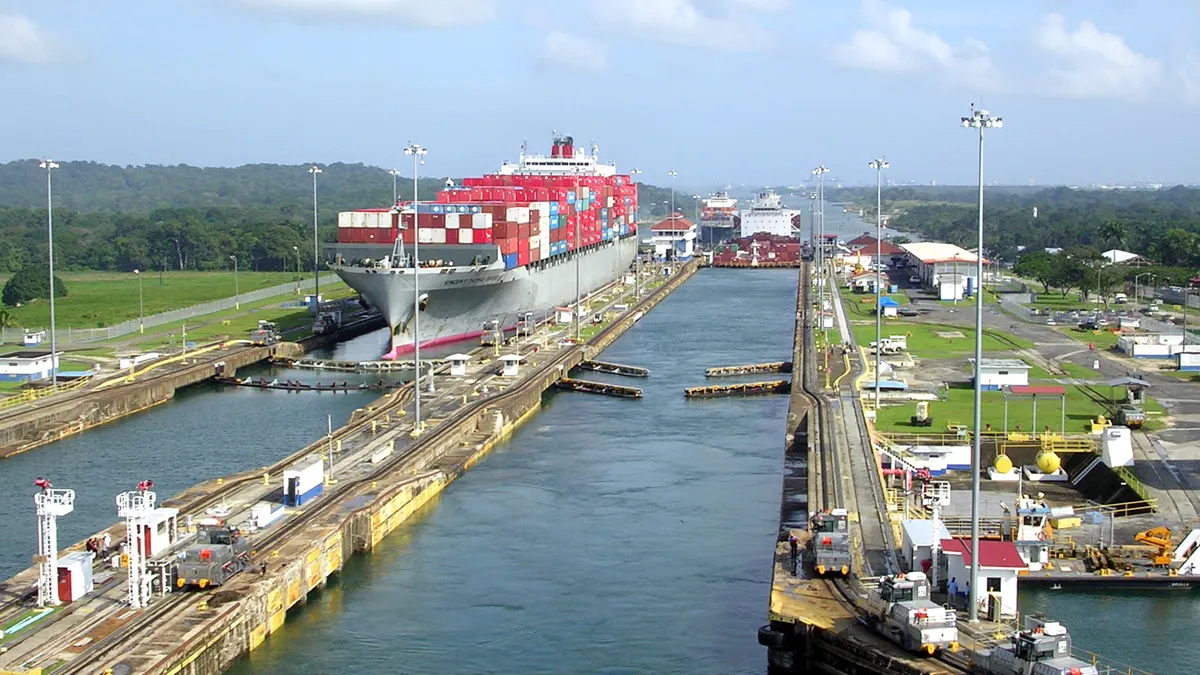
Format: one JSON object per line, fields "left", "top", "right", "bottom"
{"left": 404, "top": 143, "right": 430, "bottom": 431}
{"left": 668, "top": 170, "right": 678, "bottom": 219}
{"left": 869, "top": 158, "right": 889, "bottom": 413}
{"left": 812, "top": 166, "right": 830, "bottom": 339}
{"left": 229, "top": 255, "right": 239, "bottom": 309}
{"left": 575, "top": 173, "right": 583, "bottom": 342}
{"left": 293, "top": 245, "right": 301, "bottom": 295}
{"left": 961, "top": 103, "right": 1002, "bottom": 623}
{"left": 630, "top": 168, "right": 642, "bottom": 297}
{"left": 309, "top": 165, "right": 322, "bottom": 311}
{"left": 133, "top": 269, "right": 144, "bottom": 333}
{"left": 39, "top": 160, "right": 59, "bottom": 392}
{"left": 388, "top": 168, "right": 400, "bottom": 204}
{"left": 1134, "top": 272, "right": 1155, "bottom": 314}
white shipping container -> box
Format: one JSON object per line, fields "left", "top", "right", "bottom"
{"left": 473, "top": 213, "right": 492, "bottom": 229}
{"left": 581, "top": 186, "right": 590, "bottom": 197}
{"left": 418, "top": 228, "right": 435, "bottom": 243}
{"left": 429, "top": 228, "right": 447, "bottom": 244}
{"left": 351, "top": 212, "right": 368, "bottom": 228}
{"left": 364, "top": 212, "right": 382, "bottom": 228}
{"left": 338, "top": 212, "right": 353, "bottom": 228}
{"left": 539, "top": 229, "right": 551, "bottom": 252}
{"left": 607, "top": 197, "right": 615, "bottom": 208}
{"left": 506, "top": 207, "right": 520, "bottom": 221}
{"left": 285, "top": 456, "right": 324, "bottom": 497}
{"left": 518, "top": 207, "right": 531, "bottom": 224}
{"left": 457, "top": 229, "right": 473, "bottom": 244}
{"left": 530, "top": 236, "right": 540, "bottom": 249}
{"left": 445, "top": 214, "right": 460, "bottom": 229}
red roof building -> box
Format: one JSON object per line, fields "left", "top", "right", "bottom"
{"left": 651, "top": 213, "right": 695, "bottom": 233}
{"left": 847, "top": 234, "right": 903, "bottom": 256}
{"left": 939, "top": 538, "right": 1027, "bottom": 569}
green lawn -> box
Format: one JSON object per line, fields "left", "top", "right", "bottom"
{"left": 1056, "top": 326, "right": 1122, "bottom": 350}
{"left": 849, "top": 321, "right": 1032, "bottom": 358}
{"left": 58, "top": 359, "right": 93, "bottom": 371}
{"left": 876, "top": 384, "right": 1114, "bottom": 433}
{"left": 4, "top": 271, "right": 304, "bottom": 330}
{"left": 1059, "top": 361, "right": 1101, "bottom": 380}
{"left": 129, "top": 282, "right": 353, "bottom": 349}
{"left": 1022, "top": 291, "right": 1097, "bottom": 312}
{"left": 844, "top": 292, "right": 910, "bottom": 318}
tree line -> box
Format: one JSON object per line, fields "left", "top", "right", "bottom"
{"left": 0, "top": 160, "right": 696, "bottom": 274}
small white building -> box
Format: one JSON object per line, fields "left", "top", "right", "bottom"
{"left": 1119, "top": 333, "right": 1200, "bottom": 359}
{"left": 138, "top": 508, "right": 180, "bottom": 558}
{"left": 901, "top": 242, "right": 982, "bottom": 301}
{"left": 499, "top": 354, "right": 524, "bottom": 377}
{"left": 446, "top": 354, "right": 472, "bottom": 377}
{"left": 939, "top": 538, "right": 1025, "bottom": 620}
{"left": 900, "top": 519, "right": 952, "bottom": 573}
{"left": 0, "top": 350, "right": 59, "bottom": 382}
{"left": 970, "top": 358, "right": 1031, "bottom": 391}
{"left": 55, "top": 551, "right": 95, "bottom": 603}
{"left": 649, "top": 214, "right": 697, "bottom": 261}
{"left": 22, "top": 330, "right": 45, "bottom": 347}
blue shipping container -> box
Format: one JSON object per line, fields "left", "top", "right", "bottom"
{"left": 286, "top": 482, "right": 323, "bottom": 507}
{"left": 504, "top": 253, "right": 519, "bottom": 269}
{"left": 549, "top": 202, "right": 559, "bottom": 214}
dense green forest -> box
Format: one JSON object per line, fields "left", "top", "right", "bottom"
{"left": 829, "top": 185, "right": 1200, "bottom": 268}
{"left": 0, "top": 160, "right": 696, "bottom": 273}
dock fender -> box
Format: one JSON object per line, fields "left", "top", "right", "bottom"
{"left": 757, "top": 624, "right": 786, "bottom": 649}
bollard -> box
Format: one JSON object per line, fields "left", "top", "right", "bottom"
{"left": 263, "top": 473, "right": 270, "bottom": 485}
{"left": 371, "top": 420, "right": 377, "bottom": 434}
{"left": 336, "top": 439, "right": 342, "bottom": 453}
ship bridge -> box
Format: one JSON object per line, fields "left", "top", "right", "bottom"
{"left": 499, "top": 135, "right": 617, "bottom": 177}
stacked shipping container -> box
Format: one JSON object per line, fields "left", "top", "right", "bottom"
{"left": 336, "top": 174, "right": 638, "bottom": 271}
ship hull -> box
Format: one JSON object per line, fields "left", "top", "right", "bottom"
{"left": 334, "top": 236, "right": 638, "bottom": 359}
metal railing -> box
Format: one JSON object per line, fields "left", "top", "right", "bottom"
{"left": 1, "top": 273, "right": 340, "bottom": 346}
{"left": 1113, "top": 465, "right": 1156, "bottom": 506}
{"left": 0, "top": 376, "right": 90, "bottom": 410}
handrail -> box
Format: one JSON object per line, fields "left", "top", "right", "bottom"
{"left": 0, "top": 376, "right": 90, "bottom": 410}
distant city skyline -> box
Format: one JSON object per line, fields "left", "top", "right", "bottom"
{"left": 3, "top": 1, "right": 1199, "bottom": 187}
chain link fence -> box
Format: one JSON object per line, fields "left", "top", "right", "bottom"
{"left": 3, "top": 273, "right": 342, "bottom": 345}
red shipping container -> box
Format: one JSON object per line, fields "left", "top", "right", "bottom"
{"left": 518, "top": 237, "right": 530, "bottom": 253}
{"left": 499, "top": 237, "right": 516, "bottom": 255}
{"left": 518, "top": 250, "right": 530, "bottom": 267}
{"left": 531, "top": 247, "right": 541, "bottom": 263}
{"left": 530, "top": 223, "right": 541, "bottom": 237}
{"left": 475, "top": 228, "right": 493, "bottom": 244}
{"left": 518, "top": 224, "right": 531, "bottom": 239}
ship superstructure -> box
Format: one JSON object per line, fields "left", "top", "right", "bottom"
{"left": 740, "top": 189, "right": 801, "bottom": 238}
{"left": 331, "top": 135, "right": 638, "bottom": 359}
{"left": 697, "top": 191, "right": 739, "bottom": 246}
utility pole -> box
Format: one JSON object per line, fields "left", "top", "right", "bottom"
{"left": 309, "top": 165, "right": 323, "bottom": 312}
{"left": 869, "top": 158, "right": 889, "bottom": 414}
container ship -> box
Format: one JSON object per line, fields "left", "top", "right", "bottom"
{"left": 697, "top": 191, "right": 740, "bottom": 246}
{"left": 330, "top": 135, "right": 639, "bottom": 360}
{"left": 739, "top": 189, "right": 802, "bottom": 238}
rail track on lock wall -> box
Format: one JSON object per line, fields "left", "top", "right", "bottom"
{"left": 795, "top": 262, "right": 973, "bottom": 675}
{"left": 56, "top": 272, "right": 678, "bottom": 674}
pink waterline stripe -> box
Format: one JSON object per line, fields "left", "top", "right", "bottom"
{"left": 380, "top": 323, "right": 520, "bottom": 360}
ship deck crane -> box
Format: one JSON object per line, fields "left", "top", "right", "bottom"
{"left": 1134, "top": 526, "right": 1175, "bottom": 566}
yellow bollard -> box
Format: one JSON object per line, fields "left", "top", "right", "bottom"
{"left": 216, "top": 478, "right": 223, "bottom": 485}
{"left": 371, "top": 420, "right": 377, "bottom": 434}
{"left": 263, "top": 473, "right": 270, "bottom": 485}
{"left": 336, "top": 440, "right": 342, "bottom": 453}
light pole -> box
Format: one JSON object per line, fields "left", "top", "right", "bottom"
{"left": 869, "top": 158, "right": 889, "bottom": 413}
{"left": 812, "top": 166, "right": 830, "bottom": 339}
{"left": 229, "top": 255, "right": 239, "bottom": 309}
{"left": 668, "top": 170, "right": 678, "bottom": 219}
{"left": 39, "top": 160, "right": 59, "bottom": 392}
{"left": 404, "top": 143, "right": 430, "bottom": 430}
{"left": 388, "top": 168, "right": 400, "bottom": 204}
{"left": 293, "top": 245, "right": 301, "bottom": 295}
{"left": 309, "top": 165, "right": 322, "bottom": 311}
{"left": 630, "top": 168, "right": 642, "bottom": 297}
{"left": 133, "top": 269, "right": 144, "bottom": 333}
{"left": 961, "top": 103, "right": 1002, "bottom": 623}
{"left": 1134, "top": 272, "right": 1154, "bottom": 314}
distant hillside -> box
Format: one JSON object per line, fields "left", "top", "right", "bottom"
{"left": 0, "top": 159, "right": 697, "bottom": 217}
{"left": 0, "top": 160, "right": 445, "bottom": 213}
{"left": 0, "top": 160, "right": 697, "bottom": 274}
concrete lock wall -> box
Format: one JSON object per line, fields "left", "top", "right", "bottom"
{"left": 0, "top": 346, "right": 270, "bottom": 455}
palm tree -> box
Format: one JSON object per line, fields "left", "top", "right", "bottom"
{"left": 0, "top": 309, "right": 17, "bottom": 328}
{"left": 1100, "top": 221, "right": 1127, "bottom": 251}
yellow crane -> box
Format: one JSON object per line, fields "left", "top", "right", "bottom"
{"left": 1134, "top": 526, "right": 1175, "bottom": 566}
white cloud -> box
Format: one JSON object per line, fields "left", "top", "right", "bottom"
{"left": 0, "top": 12, "right": 75, "bottom": 65}
{"left": 227, "top": 0, "right": 498, "bottom": 28}
{"left": 1032, "top": 13, "right": 1162, "bottom": 100}
{"left": 594, "top": 0, "right": 777, "bottom": 52}
{"left": 830, "top": 0, "right": 998, "bottom": 89}
{"left": 541, "top": 31, "right": 608, "bottom": 71}
{"left": 1177, "top": 54, "right": 1200, "bottom": 105}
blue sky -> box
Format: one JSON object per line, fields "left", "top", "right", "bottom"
{"left": 2, "top": 0, "right": 1198, "bottom": 188}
